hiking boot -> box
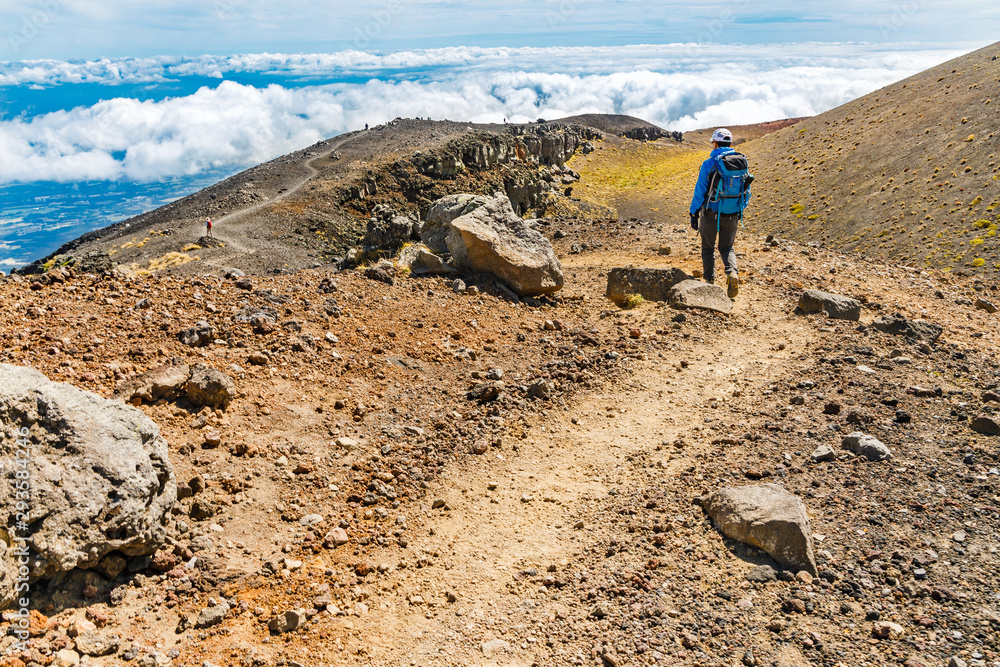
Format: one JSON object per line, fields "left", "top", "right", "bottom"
{"left": 727, "top": 272, "right": 740, "bottom": 299}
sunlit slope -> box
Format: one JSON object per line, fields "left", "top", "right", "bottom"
{"left": 742, "top": 41, "right": 1000, "bottom": 275}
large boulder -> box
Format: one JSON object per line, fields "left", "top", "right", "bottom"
{"left": 0, "top": 365, "right": 176, "bottom": 609}
{"left": 606, "top": 267, "right": 691, "bottom": 305}
{"left": 396, "top": 243, "right": 457, "bottom": 276}
{"left": 445, "top": 194, "right": 563, "bottom": 296}
{"left": 421, "top": 194, "right": 490, "bottom": 253}
{"left": 798, "top": 290, "right": 862, "bottom": 321}
{"left": 698, "top": 484, "right": 817, "bottom": 576}
{"left": 872, "top": 313, "right": 942, "bottom": 343}
{"left": 668, "top": 280, "right": 733, "bottom": 315}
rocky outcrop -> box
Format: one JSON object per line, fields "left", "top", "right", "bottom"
{"left": 606, "top": 267, "right": 691, "bottom": 305}
{"left": 698, "top": 484, "right": 817, "bottom": 576}
{"left": 363, "top": 204, "right": 419, "bottom": 250}
{"left": 668, "top": 280, "right": 733, "bottom": 315}
{"left": 444, "top": 194, "right": 563, "bottom": 296}
{"left": 507, "top": 124, "right": 603, "bottom": 167}
{"left": 0, "top": 364, "right": 176, "bottom": 608}
{"left": 621, "top": 126, "right": 683, "bottom": 143}
{"left": 798, "top": 289, "right": 862, "bottom": 321}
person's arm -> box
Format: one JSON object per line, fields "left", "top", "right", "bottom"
{"left": 689, "top": 160, "right": 711, "bottom": 215}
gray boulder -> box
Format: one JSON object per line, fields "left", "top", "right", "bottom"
{"left": 668, "top": 280, "right": 733, "bottom": 315}
{"left": 185, "top": 364, "right": 235, "bottom": 410}
{"left": 606, "top": 267, "right": 690, "bottom": 305}
{"left": 841, "top": 432, "right": 892, "bottom": 461}
{"left": 0, "top": 364, "right": 176, "bottom": 609}
{"left": 698, "top": 484, "right": 817, "bottom": 576}
{"left": 421, "top": 194, "right": 490, "bottom": 253}
{"left": 396, "top": 243, "right": 457, "bottom": 276}
{"left": 872, "top": 313, "right": 942, "bottom": 343}
{"left": 798, "top": 290, "right": 862, "bottom": 321}
{"left": 446, "top": 194, "right": 563, "bottom": 296}
{"left": 177, "top": 321, "right": 215, "bottom": 347}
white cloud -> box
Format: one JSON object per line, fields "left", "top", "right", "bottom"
{"left": 0, "top": 44, "right": 963, "bottom": 184}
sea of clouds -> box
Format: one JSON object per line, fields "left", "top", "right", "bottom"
{"left": 0, "top": 43, "right": 961, "bottom": 184}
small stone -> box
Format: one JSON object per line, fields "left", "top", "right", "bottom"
{"left": 268, "top": 609, "right": 307, "bottom": 633}
{"left": 952, "top": 530, "right": 967, "bottom": 543}
{"left": 481, "top": 639, "right": 510, "bottom": 657}
{"left": 811, "top": 445, "right": 836, "bottom": 463}
{"left": 872, "top": 621, "right": 904, "bottom": 639}
{"left": 194, "top": 601, "right": 230, "bottom": 629}
{"left": 746, "top": 565, "right": 777, "bottom": 583}
{"left": 471, "top": 440, "right": 488, "bottom": 455}
{"left": 54, "top": 649, "right": 81, "bottom": 667}
{"left": 68, "top": 618, "right": 97, "bottom": 637}
{"left": 948, "top": 656, "right": 969, "bottom": 667}
{"left": 202, "top": 431, "right": 222, "bottom": 448}
{"left": 974, "top": 299, "right": 998, "bottom": 313}
{"left": 913, "top": 568, "right": 927, "bottom": 580}
{"left": 324, "top": 528, "right": 349, "bottom": 547}
{"left": 841, "top": 432, "right": 892, "bottom": 461}
{"left": 970, "top": 416, "right": 1000, "bottom": 436}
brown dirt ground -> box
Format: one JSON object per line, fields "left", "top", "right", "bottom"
{"left": 2, "top": 113, "right": 1000, "bottom": 667}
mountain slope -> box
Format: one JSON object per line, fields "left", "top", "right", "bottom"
{"left": 743, "top": 41, "right": 1000, "bottom": 275}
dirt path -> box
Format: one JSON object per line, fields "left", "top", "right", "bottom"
{"left": 207, "top": 133, "right": 359, "bottom": 256}
{"left": 342, "top": 260, "right": 821, "bottom": 666}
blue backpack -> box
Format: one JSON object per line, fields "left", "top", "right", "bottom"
{"left": 706, "top": 152, "right": 754, "bottom": 217}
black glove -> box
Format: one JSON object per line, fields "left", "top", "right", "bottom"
{"left": 690, "top": 213, "right": 699, "bottom": 231}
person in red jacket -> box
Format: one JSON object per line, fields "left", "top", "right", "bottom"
{"left": 206, "top": 218, "right": 213, "bottom": 238}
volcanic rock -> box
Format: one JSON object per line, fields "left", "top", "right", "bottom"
{"left": 698, "top": 484, "right": 817, "bottom": 575}
{"left": 0, "top": 364, "right": 176, "bottom": 609}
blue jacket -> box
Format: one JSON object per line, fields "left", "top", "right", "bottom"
{"left": 689, "top": 147, "right": 752, "bottom": 215}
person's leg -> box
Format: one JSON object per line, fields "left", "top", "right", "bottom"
{"left": 717, "top": 213, "right": 739, "bottom": 276}
{"left": 700, "top": 210, "right": 719, "bottom": 283}
{"left": 717, "top": 213, "right": 739, "bottom": 297}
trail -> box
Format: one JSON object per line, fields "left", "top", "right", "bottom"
{"left": 208, "top": 133, "right": 358, "bottom": 254}
{"left": 347, "top": 256, "right": 822, "bottom": 666}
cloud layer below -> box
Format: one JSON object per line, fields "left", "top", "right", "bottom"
{"left": 1, "top": 43, "right": 962, "bottom": 184}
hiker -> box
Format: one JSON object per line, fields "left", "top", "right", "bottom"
{"left": 689, "top": 128, "right": 754, "bottom": 299}
{"left": 206, "top": 218, "right": 213, "bottom": 238}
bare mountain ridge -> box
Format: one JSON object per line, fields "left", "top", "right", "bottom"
{"left": 25, "top": 116, "right": 670, "bottom": 277}
{"left": 743, "top": 41, "right": 1000, "bottom": 276}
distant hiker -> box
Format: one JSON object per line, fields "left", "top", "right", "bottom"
{"left": 365, "top": 123, "right": 369, "bottom": 131}
{"left": 206, "top": 218, "right": 213, "bottom": 238}
{"left": 689, "top": 128, "right": 754, "bottom": 299}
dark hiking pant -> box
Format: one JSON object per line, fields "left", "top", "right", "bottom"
{"left": 700, "top": 210, "right": 739, "bottom": 284}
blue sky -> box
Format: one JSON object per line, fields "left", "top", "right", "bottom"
{"left": 2, "top": 0, "right": 998, "bottom": 61}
